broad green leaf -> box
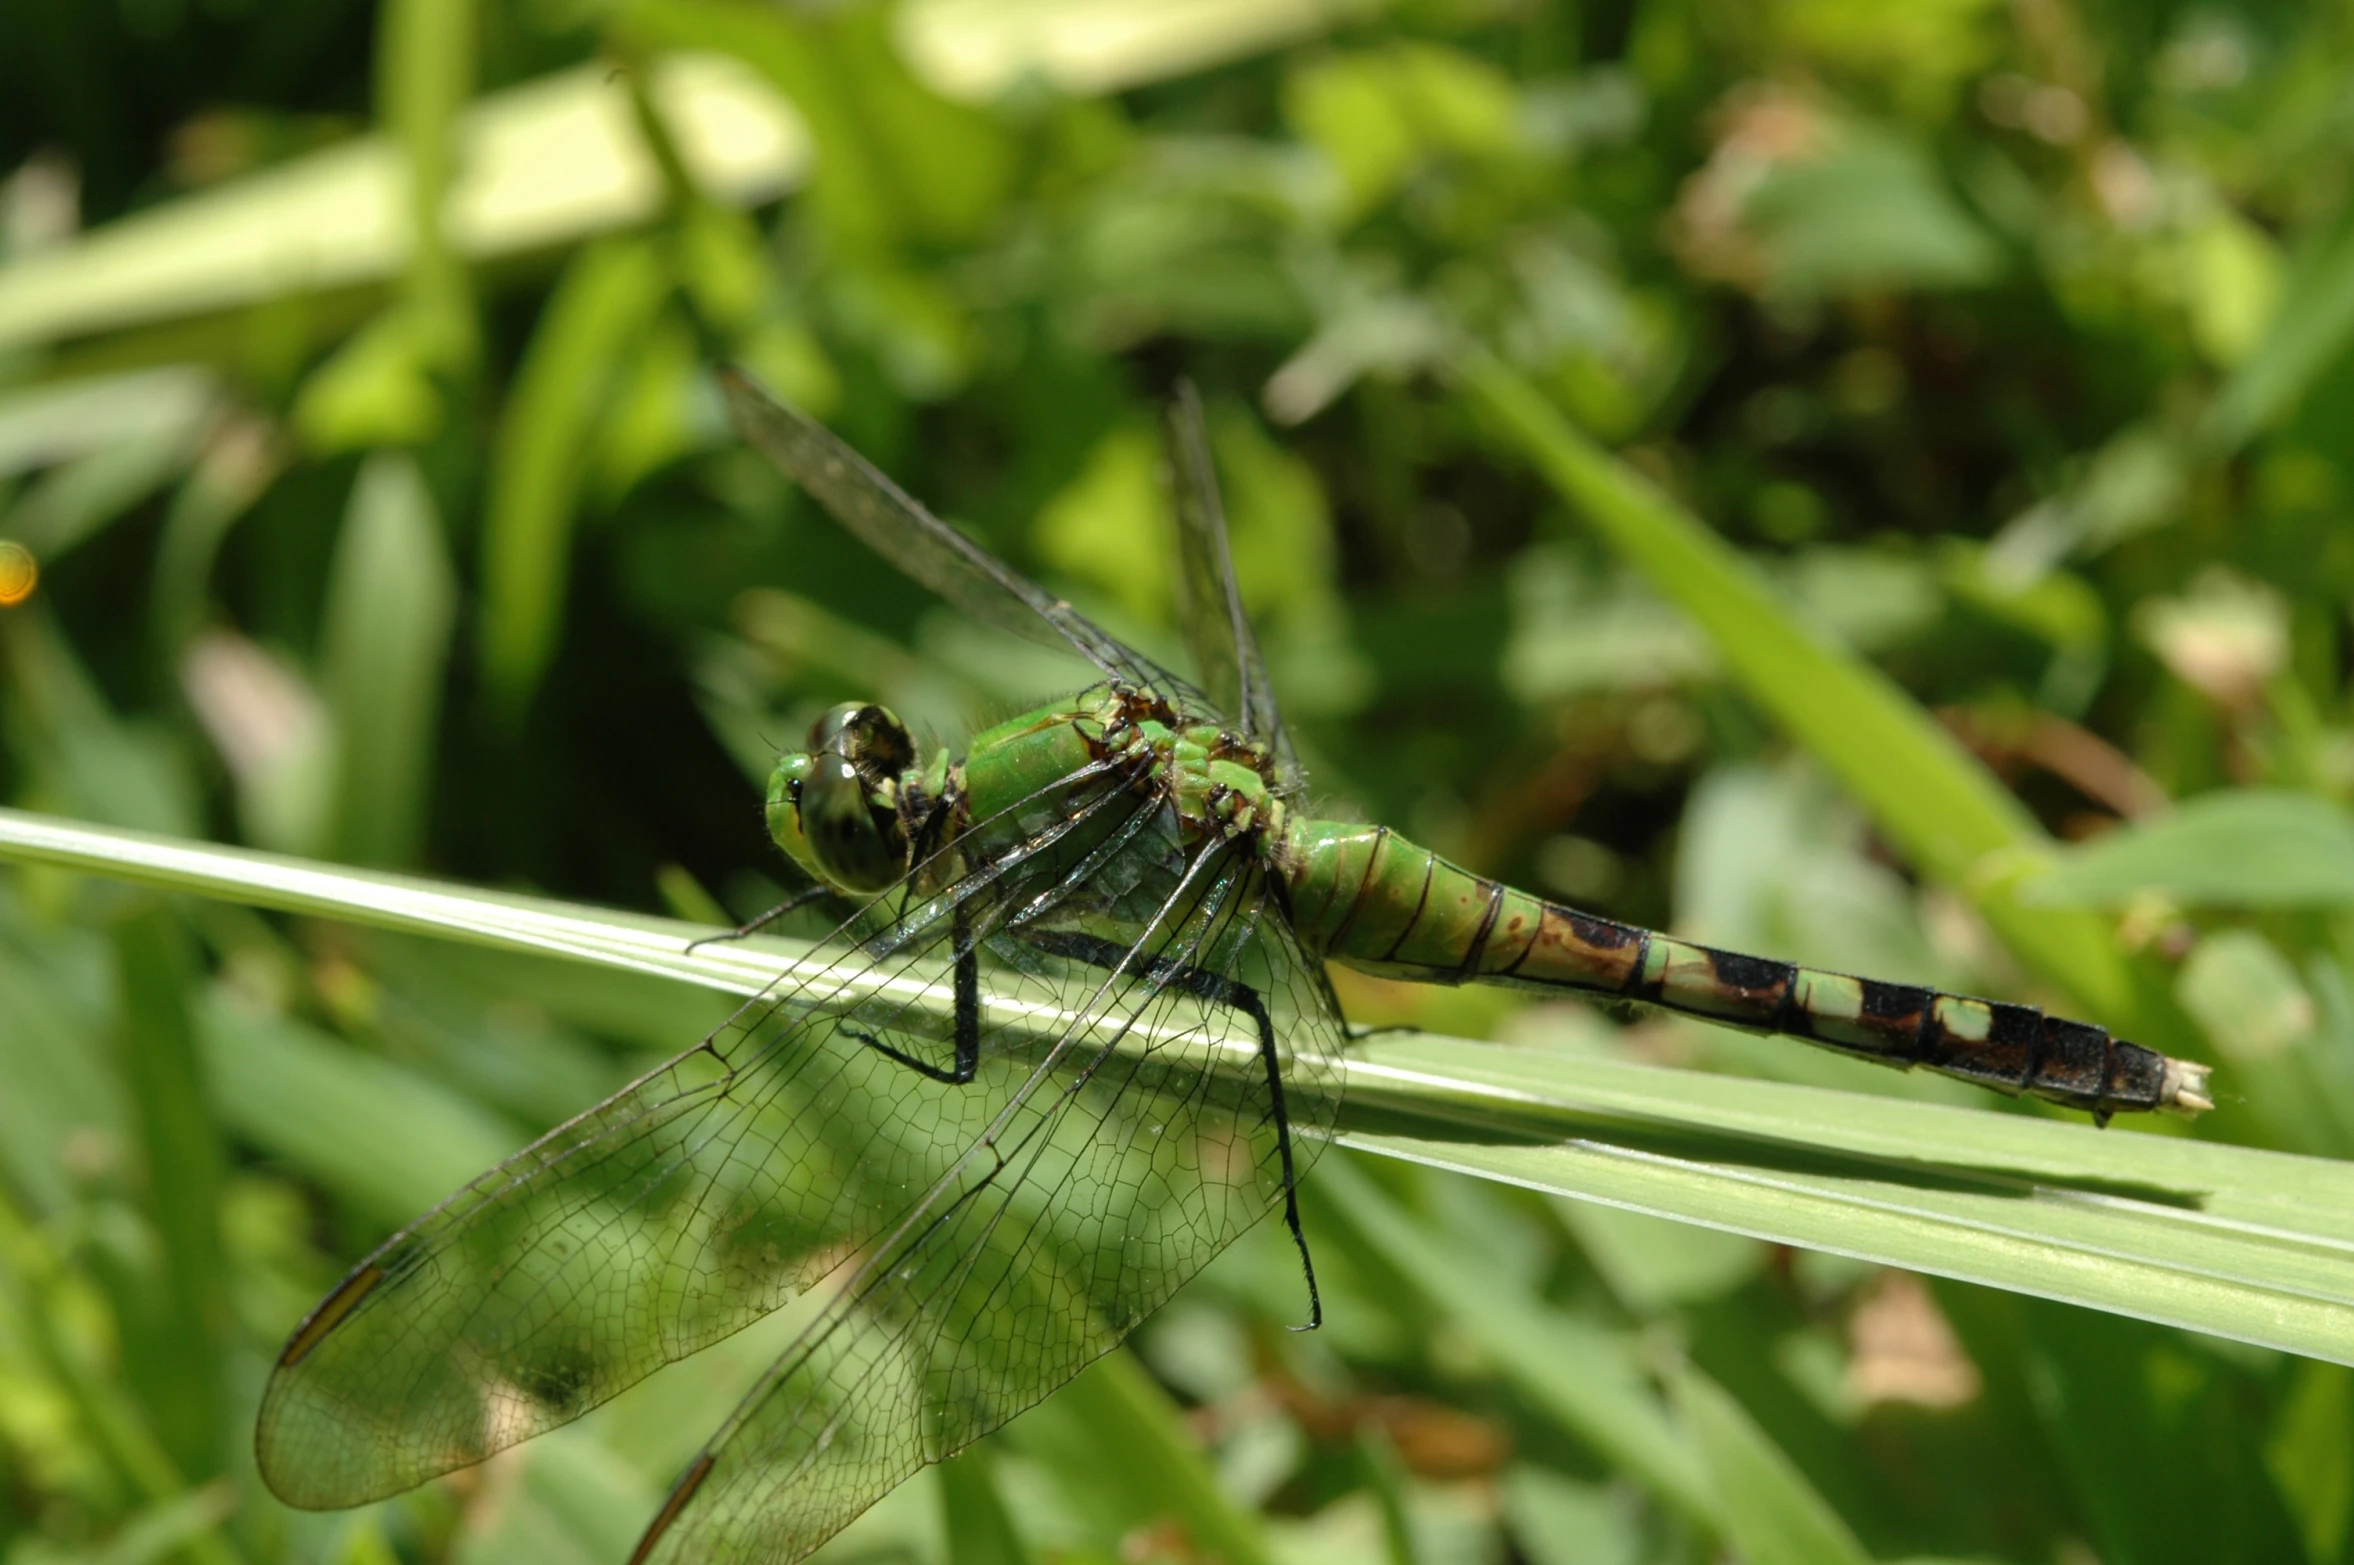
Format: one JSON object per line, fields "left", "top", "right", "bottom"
{"left": 1453, "top": 350, "right": 2182, "bottom": 1047}
{"left": 7, "top": 807, "right": 2354, "bottom": 1372}
{"left": 2029, "top": 790, "right": 2354, "bottom": 909}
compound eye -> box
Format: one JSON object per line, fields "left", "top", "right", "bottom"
{"left": 809, "top": 702, "right": 915, "bottom": 777}
{"left": 798, "top": 753, "right": 898, "bottom": 893}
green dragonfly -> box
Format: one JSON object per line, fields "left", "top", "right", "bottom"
{"left": 256, "top": 370, "right": 2214, "bottom": 1565}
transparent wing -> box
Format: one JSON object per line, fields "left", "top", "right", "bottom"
{"left": 254, "top": 757, "right": 1162, "bottom": 1509}
{"left": 720, "top": 367, "right": 1174, "bottom": 695}
{"left": 629, "top": 841, "right": 1346, "bottom": 1565}
{"left": 1165, "top": 383, "right": 1284, "bottom": 751}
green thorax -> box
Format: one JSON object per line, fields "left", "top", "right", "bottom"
{"left": 957, "top": 688, "right": 1285, "bottom": 846}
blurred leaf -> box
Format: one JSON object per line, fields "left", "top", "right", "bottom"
{"left": 1770, "top": 0, "right": 1998, "bottom": 114}
{"left": 1012, "top": 1349, "right": 1273, "bottom": 1565}
{"left": 180, "top": 631, "right": 336, "bottom": 856}
{"left": 0, "top": 928, "right": 122, "bottom": 1217}
{"left": 1352, "top": 1424, "right": 1420, "bottom": 1565}
{"left": 938, "top": 1444, "right": 1033, "bottom": 1565}
{"left": 1673, "top": 1365, "right": 1871, "bottom": 1565}
{"left": 201, "top": 992, "right": 522, "bottom": 1226}
{"left": 900, "top": 0, "right": 1346, "bottom": 100}
{"left": 1500, "top": 1468, "right": 1642, "bottom": 1565}
{"left": 74, "top": 1479, "right": 238, "bottom": 1565}
{"left": 2184, "top": 204, "right": 2285, "bottom": 368}
{"left": 2, "top": 609, "right": 197, "bottom": 836}
{"left": 1741, "top": 124, "right": 2002, "bottom": 298}
{"left": 621, "top": 0, "right": 1014, "bottom": 252}
{"left": 9, "top": 427, "right": 204, "bottom": 562}
{"left": 150, "top": 414, "right": 286, "bottom": 663}
{"left": 0, "top": 58, "right": 803, "bottom": 355}
{"left": 2028, "top": 790, "right": 2354, "bottom": 909}
{"left": 108, "top": 910, "right": 228, "bottom": 1481}
{"left": 291, "top": 309, "right": 448, "bottom": 453}
{"left": 1034, "top": 423, "right": 1172, "bottom": 628}
{"left": 1984, "top": 425, "right": 2187, "bottom": 590}
{"left": 376, "top": 0, "right": 478, "bottom": 376}
{"left": 1556, "top": 1200, "right": 1763, "bottom": 1316}
{"left": 1455, "top": 351, "right": 2179, "bottom": 1045}
{"left": 1316, "top": 1154, "right": 1719, "bottom": 1526}
{"left": 2266, "top": 1359, "right": 2354, "bottom": 1565}
{"left": 2204, "top": 202, "right": 2354, "bottom": 450}
{"left": 1987, "top": 1292, "right": 2306, "bottom": 1565}
{"left": 0, "top": 368, "right": 217, "bottom": 481}
{"left": 1284, "top": 42, "right": 1520, "bottom": 221}
{"left": 319, "top": 454, "right": 456, "bottom": 867}
{"left": 480, "top": 235, "right": 669, "bottom": 714}
{"left": 2176, "top": 930, "right": 2354, "bottom": 1157}
{"left": 0, "top": 1199, "right": 243, "bottom": 1565}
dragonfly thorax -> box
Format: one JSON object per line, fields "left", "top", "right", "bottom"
{"left": 1085, "top": 686, "right": 1286, "bottom": 846}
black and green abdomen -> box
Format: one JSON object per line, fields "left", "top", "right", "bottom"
{"left": 1281, "top": 819, "right": 2209, "bottom": 1120}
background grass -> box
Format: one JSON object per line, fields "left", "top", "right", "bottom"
{"left": 5, "top": 2, "right": 2354, "bottom": 1563}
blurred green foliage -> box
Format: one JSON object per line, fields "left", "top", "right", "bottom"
{"left": 5, "top": 1, "right": 2354, "bottom": 1562}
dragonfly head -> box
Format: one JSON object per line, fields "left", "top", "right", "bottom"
{"left": 766, "top": 702, "right": 917, "bottom": 896}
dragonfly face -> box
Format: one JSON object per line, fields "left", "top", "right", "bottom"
{"left": 765, "top": 702, "right": 918, "bottom": 895}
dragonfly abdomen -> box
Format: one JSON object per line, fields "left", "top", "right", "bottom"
{"left": 1281, "top": 819, "right": 2211, "bottom": 1120}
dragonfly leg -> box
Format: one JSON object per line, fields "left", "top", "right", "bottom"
{"left": 839, "top": 908, "right": 983, "bottom": 1084}
{"left": 683, "top": 884, "right": 833, "bottom": 954}
{"left": 1022, "top": 929, "right": 1323, "bottom": 1332}
{"left": 1307, "top": 960, "right": 1414, "bottom": 1048}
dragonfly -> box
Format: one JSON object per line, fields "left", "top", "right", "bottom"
{"left": 256, "top": 369, "right": 2215, "bottom": 1565}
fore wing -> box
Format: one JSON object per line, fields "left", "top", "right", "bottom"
{"left": 720, "top": 367, "right": 1172, "bottom": 694}
{"left": 1165, "top": 383, "right": 1284, "bottom": 751}
{"left": 254, "top": 762, "right": 1153, "bottom": 1509}
{"left": 627, "top": 843, "right": 1346, "bottom": 1565}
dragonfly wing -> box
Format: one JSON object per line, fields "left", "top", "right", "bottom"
{"left": 1165, "top": 383, "right": 1285, "bottom": 749}
{"left": 628, "top": 847, "right": 1346, "bottom": 1565}
{"left": 720, "top": 367, "right": 1171, "bottom": 694}
{"left": 255, "top": 767, "right": 1158, "bottom": 1510}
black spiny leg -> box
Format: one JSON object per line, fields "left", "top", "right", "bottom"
{"left": 840, "top": 904, "right": 981, "bottom": 1085}
{"left": 1022, "top": 929, "right": 1323, "bottom": 1331}
{"left": 684, "top": 884, "right": 834, "bottom": 954}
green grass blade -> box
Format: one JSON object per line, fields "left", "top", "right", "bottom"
{"left": 108, "top": 909, "right": 229, "bottom": 1481}
{"left": 377, "top": 0, "right": 477, "bottom": 369}
{"left": 5, "top": 807, "right": 2349, "bottom": 1365}
{"left": 1343, "top": 1035, "right": 2354, "bottom": 1367}
{"left": 480, "top": 236, "right": 670, "bottom": 714}
{"left": 1452, "top": 349, "right": 2178, "bottom": 1044}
